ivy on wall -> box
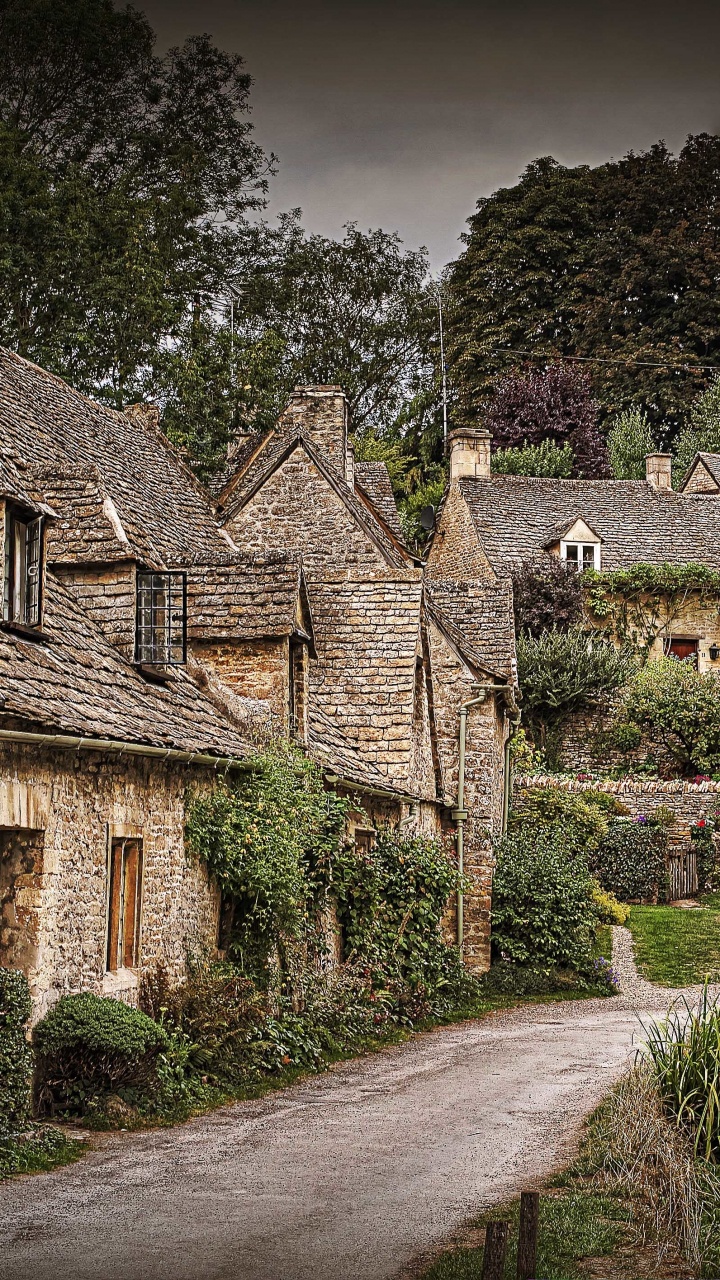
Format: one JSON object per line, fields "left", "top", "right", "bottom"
{"left": 584, "top": 562, "right": 720, "bottom": 655}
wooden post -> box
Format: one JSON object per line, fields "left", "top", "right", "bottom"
{"left": 517, "top": 1190, "right": 540, "bottom": 1280}
{"left": 481, "top": 1220, "right": 509, "bottom": 1280}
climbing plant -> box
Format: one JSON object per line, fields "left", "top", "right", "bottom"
{"left": 583, "top": 562, "right": 720, "bottom": 656}
{"left": 185, "top": 743, "right": 348, "bottom": 975}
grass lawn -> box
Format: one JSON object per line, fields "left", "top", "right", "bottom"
{"left": 627, "top": 902, "right": 720, "bottom": 986}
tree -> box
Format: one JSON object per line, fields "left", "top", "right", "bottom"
{"left": 608, "top": 408, "right": 658, "bottom": 480}
{"left": 511, "top": 557, "right": 584, "bottom": 637}
{"left": 492, "top": 438, "right": 573, "bottom": 478}
{"left": 674, "top": 375, "right": 720, "bottom": 478}
{"left": 622, "top": 657, "right": 720, "bottom": 776}
{"left": 449, "top": 136, "right": 720, "bottom": 433}
{"left": 0, "top": 0, "right": 271, "bottom": 401}
{"left": 484, "top": 365, "right": 610, "bottom": 478}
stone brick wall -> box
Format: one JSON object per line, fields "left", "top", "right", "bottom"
{"left": 425, "top": 484, "right": 495, "bottom": 583}
{"left": 0, "top": 744, "right": 221, "bottom": 1017}
{"left": 194, "top": 638, "right": 289, "bottom": 730}
{"left": 278, "top": 387, "right": 350, "bottom": 480}
{"left": 53, "top": 561, "right": 137, "bottom": 660}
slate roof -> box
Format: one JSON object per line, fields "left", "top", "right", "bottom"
{"left": 682, "top": 453, "right": 720, "bottom": 490}
{"left": 354, "top": 461, "right": 404, "bottom": 540}
{"left": 0, "top": 348, "right": 228, "bottom": 565}
{"left": 0, "top": 573, "right": 251, "bottom": 758}
{"left": 185, "top": 553, "right": 314, "bottom": 645}
{"left": 37, "top": 465, "right": 137, "bottom": 565}
{"left": 307, "top": 705, "right": 414, "bottom": 796}
{"left": 458, "top": 475, "right": 720, "bottom": 573}
{"left": 425, "top": 580, "right": 517, "bottom": 684}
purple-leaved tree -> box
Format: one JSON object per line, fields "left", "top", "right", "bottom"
{"left": 485, "top": 365, "right": 611, "bottom": 478}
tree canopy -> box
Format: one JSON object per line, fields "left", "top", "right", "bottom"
{"left": 448, "top": 136, "right": 720, "bottom": 434}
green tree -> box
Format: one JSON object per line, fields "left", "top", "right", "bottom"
{"left": 608, "top": 408, "right": 658, "bottom": 479}
{"left": 449, "top": 136, "right": 720, "bottom": 432}
{"left": 492, "top": 438, "right": 574, "bottom": 477}
{"left": 674, "top": 376, "right": 720, "bottom": 479}
{"left": 622, "top": 657, "right": 720, "bottom": 776}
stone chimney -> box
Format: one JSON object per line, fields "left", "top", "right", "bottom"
{"left": 281, "top": 386, "right": 350, "bottom": 478}
{"left": 645, "top": 453, "right": 673, "bottom": 491}
{"left": 449, "top": 428, "right": 492, "bottom": 481}
{"left": 124, "top": 402, "right": 161, "bottom": 434}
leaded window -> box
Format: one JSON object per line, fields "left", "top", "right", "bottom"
{"left": 135, "top": 571, "right": 186, "bottom": 665}
{"left": 3, "top": 505, "right": 42, "bottom": 628}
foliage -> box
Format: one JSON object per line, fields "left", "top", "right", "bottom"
{"left": 509, "top": 786, "right": 615, "bottom": 856}
{"left": 608, "top": 407, "right": 658, "bottom": 479}
{"left": 511, "top": 555, "right": 584, "bottom": 638}
{"left": 398, "top": 470, "right": 447, "bottom": 546}
{"left": 491, "top": 437, "right": 573, "bottom": 477}
{"left": 491, "top": 830, "right": 597, "bottom": 970}
{"left": 332, "top": 829, "right": 463, "bottom": 996}
{"left": 482, "top": 365, "right": 610, "bottom": 478}
{"left": 508, "top": 727, "right": 544, "bottom": 774}
{"left": 185, "top": 744, "right": 348, "bottom": 975}
{"left": 516, "top": 626, "right": 636, "bottom": 749}
{"left": 584, "top": 561, "right": 720, "bottom": 656}
{"left": 33, "top": 992, "right": 170, "bottom": 1115}
{"left": 0, "top": 1125, "right": 83, "bottom": 1180}
{"left": 589, "top": 820, "right": 667, "bottom": 902}
{"left": 592, "top": 883, "right": 631, "bottom": 925}
{"left": 691, "top": 814, "right": 720, "bottom": 893}
{"left": 644, "top": 988, "right": 720, "bottom": 1163}
{"left": 675, "top": 374, "right": 720, "bottom": 478}
{"left": 622, "top": 657, "right": 720, "bottom": 776}
{"left": 0, "top": 0, "right": 271, "bottom": 402}
{"left": 448, "top": 136, "right": 720, "bottom": 432}
{"left": 0, "top": 968, "right": 32, "bottom": 1137}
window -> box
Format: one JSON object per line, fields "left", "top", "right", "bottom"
{"left": 106, "top": 838, "right": 143, "bottom": 971}
{"left": 3, "top": 505, "right": 42, "bottom": 628}
{"left": 561, "top": 541, "right": 599, "bottom": 572}
{"left": 135, "top": 571, "right": 186, "bottom": 665}
{"left": 665, "top": 637, "right": 699, "bottom": 664}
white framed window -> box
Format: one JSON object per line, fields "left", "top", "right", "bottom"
{"left": 561, "top": 540, "right": 600, "bottom": 572}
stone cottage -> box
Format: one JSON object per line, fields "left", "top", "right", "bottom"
{"left": 0, "top": 355, "right": 517, "bottom": 1011}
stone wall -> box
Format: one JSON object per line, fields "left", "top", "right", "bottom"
{"left": 425, "top": 484, "right": 495, "bottom": 583}
{"left": 54, "top": 561, "right": 137, "bottom": 660}
{"left": 194, "top": 637, "right": 289, "bottom": 729}
{"left": 0, "top": 743, "right": 221, "bottom": 1017}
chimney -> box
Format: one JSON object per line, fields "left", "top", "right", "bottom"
{"left": 124, "top": 402, "right": 161, "bottom": 434}
{"left": 449, "top": 428, "right": 491, "bottom": 481}
{"left": 645, "top": 453, "right": 673, "bottom": 491}
{"left": 281, "top": 386, "right": 350, "bottom": 477}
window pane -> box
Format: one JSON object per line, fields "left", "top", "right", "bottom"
{"left": 136, "top": 571, "right": 186, "bottom": 664}
{"left": 582, "top": 545, "right": 596, "bottom": 570}
{"left": 564, "top": 544, "right": 579, "bottom": 561}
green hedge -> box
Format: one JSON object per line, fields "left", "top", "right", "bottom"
{"left": 491, "top": 831, "right": 597, "bottom": 970}
{"left": 0, "top": 968, "right": 33, "bottom": 1137}
{"left": 33, "top": 992, "right": 170, "bottom": 1116}
{"left": 589, "top": 820, "right": 667, "bottom": 902}
{"left": 509, "top": 786, "right": 628, "bottom": 857}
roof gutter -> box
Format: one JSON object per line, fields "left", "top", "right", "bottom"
{"left": 323, "top": 772, "right": 417, "bottom": 804}
{"left": 0, "top": 727, "right": 250, "bottom": 771}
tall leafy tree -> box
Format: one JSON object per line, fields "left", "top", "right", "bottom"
{"left": 674, "top": 375, "right": 720, "bottom": 478}
{"left": 484, "top": 365, "right": 610, "bottom": 478}
{"left": 449, "top": 136, "right": 720, "bottom": 433}
{"left": 607, "top": 408, "right": 658, "bottom": 480}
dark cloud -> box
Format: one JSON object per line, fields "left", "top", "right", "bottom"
{"left": 142, "top": 0, "right": 720, "bottom": 266}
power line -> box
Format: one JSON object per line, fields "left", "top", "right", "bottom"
{"left": 493, "top": 346, "right": 720, "bottom": 374}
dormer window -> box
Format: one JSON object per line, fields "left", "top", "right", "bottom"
{"left": 135, "top": 570, "right": 186, "bottom": 665}
{"left": 561, "top": 541, "right": 600, "bottom": 572}
{"left": 3, "top": 505, "right": 42, "bottom": 628}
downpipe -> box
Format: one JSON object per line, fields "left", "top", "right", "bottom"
{"left": 453, "top": 689, "right": 489, "bottom": 953}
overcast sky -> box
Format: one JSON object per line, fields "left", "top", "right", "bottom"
{"left": 143, "top": 0, "right": 720, "bottom": 268}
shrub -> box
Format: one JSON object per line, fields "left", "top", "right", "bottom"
{"left": 516, "top": 627, "right": 636, "bottom": 754}
{"left": 509, "top": 786, "right": 617, "bottom": 856}
{"left": 511, "top": 556, "right": 584, "bottom": 638}
{"left": 491, "top": 830, "right": 597, "bottom": 971}
{"left": 589, "top": 820, "right": 667, "bottom": 902}
{"left": 644, "top": 988, "right": 720, "bottom": 1163}
{"left": 608, "top": 408, "right": 657, "bottom": 480}
{"left": 591, "top": 882, "right": 631, "bottom": 925}
{"left": 333, "top": 829, "right": 463, "bottom": 998}
{"left": 622, "top": 658, "right": 720, "bottom": 776}
{"left": 33, "top": 993, "right": 170, "bottom": 1115}
{"left": 492, "top": 438, "right": 574, "bottom": 478}
{"left": 0, "top": 968, "right": 33, "bottom": 1137}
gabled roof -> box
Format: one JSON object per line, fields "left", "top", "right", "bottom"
{"left": 425, "top": 579, "right": 517, "bottom": 685}
{"left": 457, "top": 475, "right": 720, "bottom": 573}
{"left": 184, "top": 553, "right": 315, "bottom": 649}
{"left": 216, "top": 428, "right": 418, "bottom": 571}
{"left": 37, "top": 464, "right": 147, "bottom": 566}
{"left": 541, "top": 515, "right": 603, "bottom": 548}
{"left": 679, "top": 452, "right": 720, "bottom": 492}
{"left": 354, "top": 461, "right": 404, "bottom": 540}
{"left": 0, "top": 348, "right": 229, "bottom": 566}
{"left": 307, "top": 704, "right": 415, "bottom": 798}
{"left": 0, "top": 572, "right": 252, "bottom": 759}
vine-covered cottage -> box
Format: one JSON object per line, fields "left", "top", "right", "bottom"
{"left": 0, "top": 353, "right": 517, "bottom": 1014}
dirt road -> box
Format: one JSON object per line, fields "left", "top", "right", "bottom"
{"left": 0, "top": 994, "right": 660, "bottom": 1280}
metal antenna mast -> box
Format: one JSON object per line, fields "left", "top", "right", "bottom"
{"left": 437, "top": 289, "right": 448, "bottom": 446}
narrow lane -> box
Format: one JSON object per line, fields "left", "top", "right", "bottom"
{"left": 0, "top": 997, "right": 657, "bottom": 1280}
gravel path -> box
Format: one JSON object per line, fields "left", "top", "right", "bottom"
{"left": 611, "top": 923, "right": 720, "bottom": 1009}
{"left": 0, "top": 933, "right": 708, "bottom": 1280}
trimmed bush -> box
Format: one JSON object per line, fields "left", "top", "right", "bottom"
{"left": 0, "top": 968, "right": 33, "bottom": 1137}
{"left": 491, "top": 831, "right": 597, "bottom": 971}
{"left": 509, "top": 787, "right": 622, "bottom": 856}
{"left": 589, "top": 820, "right": 667, "bottom": 903}
{"left": 33, "top": 992, "right": 170, "bottom": 1115}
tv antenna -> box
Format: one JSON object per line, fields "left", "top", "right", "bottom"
{"left": 437, "top": 287, "right": 449, "bottom": 446}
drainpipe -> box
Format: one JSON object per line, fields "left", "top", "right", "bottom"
{"left": 501, "top": 714, "right": 522, "bottom": 836}
{"left": 452, "top": 689, "right": 489, "bottom": 953}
